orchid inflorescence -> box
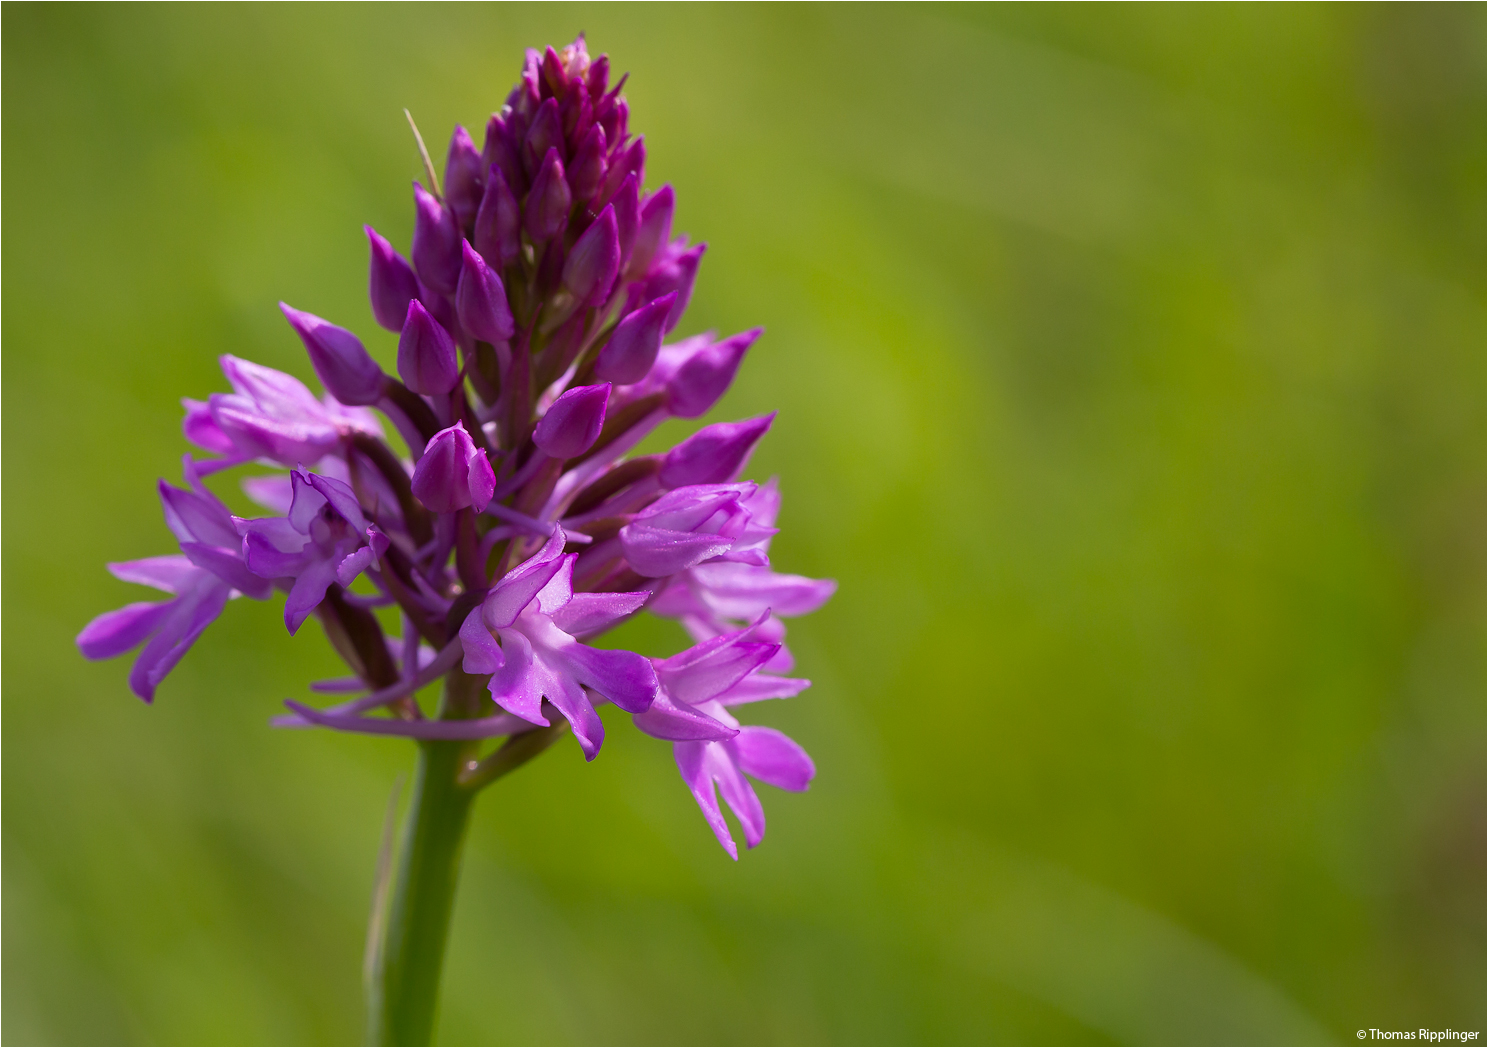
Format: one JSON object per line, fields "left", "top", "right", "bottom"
{"left": 78, "top": 35, "right": 833, "bottom": 859}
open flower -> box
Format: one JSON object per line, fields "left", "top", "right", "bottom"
{"left": 460, "top": 527, "right": 657, "bottom": 758}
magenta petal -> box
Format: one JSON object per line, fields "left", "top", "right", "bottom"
{"left": 107, "top": 555, "right": 198, "bottom": 594}
{"left": 284, "top": 557, "right": 338, "bottom": 635}
{"left": 304, "top": 472, "right": 368, "bottom": 532}
{"left": 559, "top": 642, "right": 657, "bottom": 713}
{"left": 182, "top": 398, "right": 237, "bottom": 455}
{"left": 127, "top": 578, "right": 231, "bottom": 702}
{"left": 716, "top": 674, "right": 812, "bottom": 706}
{"left": 732, "top": 726, "right": 815, "bottom": 792}
{"left": 619, "top": 523, "right": 735, "bottom": 577}
{"left": 280, "top": 701, "right": 531, "bottom": 740}
{"left": 594, "top": 293, "right": 674, "bottom": 385}
{"left": 658, "top": 640, "right": 778, "bottom": 706}
{"left": 460, "top": 608, "right": 505, "bottom": 675}
{"left": 158, "top": 481, "right": 239, "bottom": 549}
{"left": 77, "top": 600, "right": 175, "bottom": 660}
{"left": 487, "top": 629, "right": 548, "bottom": 724}
{"left": 675, "top": 741, "right": 738, "bottom": 860}
{"left": 179, "top": 541, "right": 273, "bottom": 599}
{"left": 536, "top": 656, "right": 604, "bottom": 760}
{"left": 484, "top": 528, "right": 568, "bottom": 628}
{"left": 549, "top": 590, "right": 648, "bottom": 638}
{"left": 710, "top": 744, "right": 766, "bottom": 848}
{"left": 633, "top": 692, "right": 738, "bottom": 742}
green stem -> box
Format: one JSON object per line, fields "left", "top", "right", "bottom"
{"left": 369, "top": 676, "right": 482, "bottom": 1046}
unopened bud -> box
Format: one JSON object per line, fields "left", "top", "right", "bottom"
{"left": 524, "top": 148, "right": 571, "bottom": 243}
{"left": 472, "top": 165, "right": 521, "bottom": 270}
{"left": 594, "top": 292, "right": 676, "bottom": 384}
{"left": 659, "top": 413, "right": 775, "bottom": 488}
{"left": 667, "top": 328, "right": 761, "bottom": 418}
{"left": 444, "top": 125, "right": 485, "bottom": 229}
{"left": 410, "top": 421, "right": 495, "bottom": 513}
{"left": 456, "top": 241, "right": 515, "bottom": 343}
{"left": 279, "top": 303, "right": 384, "bottom": 406}
{"left": 629, "top": 185, "right": 674, "bottom": 278}
{"left": 365, "top": 225, "right": 420, "bottom": 332}
{"left": 562, "top": 206, "right": 620, "bottom": 307}
{"left": 397, "top": 300, "right": 460, "bottom": 395}
{"left": 534, "top": 382, "right": 611, "bottom": 459}
{"left": 412, "top": 182, "right": 462, "bottom": 294}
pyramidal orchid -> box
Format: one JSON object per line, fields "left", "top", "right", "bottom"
{"left": 77, "top": 35, "right": 833, "bottom": 1046}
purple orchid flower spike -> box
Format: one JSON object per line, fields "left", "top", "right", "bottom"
{"left": 85, "top": 39, "right": 836, "bottom": 1039}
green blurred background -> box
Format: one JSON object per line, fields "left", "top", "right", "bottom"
{"left": 4, "top": 3, "right": 1483, "bottom": 1044}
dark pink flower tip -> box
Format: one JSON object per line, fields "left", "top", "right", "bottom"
{"left": 410, "top": 421, "right": 495, "bottom": 513}
{"left": 397, "top": 299, "right": 460, "bottom": 395}
{"left": 598, "top": 135, "right": 645, "bottom": 206}
{"left": 279, "top": 303, "right": 384, "bottom": 405}
{"left": 667, "top": 328, "right": 762, "bottom": 418}
{"left": 653, "top": 243, "right": 706, "bottom": 333}
{"left": 473, "top": 165, "right": 521, "bottom": 270}
{"left": 522, "top": 96, "right": 564, "bottom": 175}
{"left": 594, "top": 292, "right": 676, "bottom": 385}
{"left": 611, "top": 173, "right": 640, "bottom": 266}
{"left": 567, "top": 124, "right": 607, "bottom": 202}
{"left": 659, "top": 413, "right": 775, "bottom": 488}
{"left": 411, "top": 181, "right": 462, "bottom": 294}
{"left": 444, "top": 125, "right": 485, "bottom": 229}
{"left": 562, "top": 206, "right": 620, "bottom": 306}
{"left": 524, "top": 147, "right": 571, "bottom": 243}
{"left": 481, "top": 113, "right": 525, "bottom": 196}
{"left": 629, "top": 185, "right": 674, "bottom": 277}
{"left": 365, "top": 225, "right": 420, "bottom": 332}
{"left": 456, "top": 240, "right": 515, "bottom": 343}
{"left": 534, "top": 382, "right": 611, "bottom": 459}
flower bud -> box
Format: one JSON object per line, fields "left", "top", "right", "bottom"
{"left": 658, "top": 413, "right": 775, "bottom": 488}
{"left": 598, "top": 135, "right": 644, "bottom": 207}
{"left": 533, "top": 382, "right": 610, "bottom": 459}
{"left": 594, "top": 292, "right": 676, "bottom": 384}
{"left": 524, "top": 148, "right": 571, "bottom": 243}
{"left": 611, "top": 172, "right": 640, "bottom": 268}
{"left": 667, "top": 328, "right": 761, "bottom": 418}
{"left": 412, "top": 182, "right": 462, "bottom": 294}
{"left": 279, "top": 303, "right": 384, "bottom": 406}
{"left": 588, "top": 54, "right": 610, "bottom": 99}
{"left": 522, "top": 97, "right": 564, "bottom": 175}
{"left": 410, "top": 421, "right": 495, "bottom": 513}
{"left": 642, "top": 242, "right": 705, "bottom": 333}
{"left": 562, "top": 206, "right": 620, "bottom": 306}
{"left": 365, "top": 225, "right": 420, "bottom": 332}
{"left": 456, "top": 241, "right": 515, "bottom": 343}
{"left": 567, "top": 124, "right": 607, "bottom": 202}
{"left": 444, "top": 125, "right": 485, "bottom": 229}
{"left": 481, "top": 113, "right": 525, "bottom": 195}
{"left": 397, "top": 299, "right": 460, "bottom": 395}
{"left": 473, "top": 165, "right": 521, "bottom": 269}
{"left": 628, "top": 185, "right": 674, "bottom": 278}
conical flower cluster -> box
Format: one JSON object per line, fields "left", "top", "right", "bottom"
{"left": 79, "top": 36, "right": 833, "bottom": 858}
